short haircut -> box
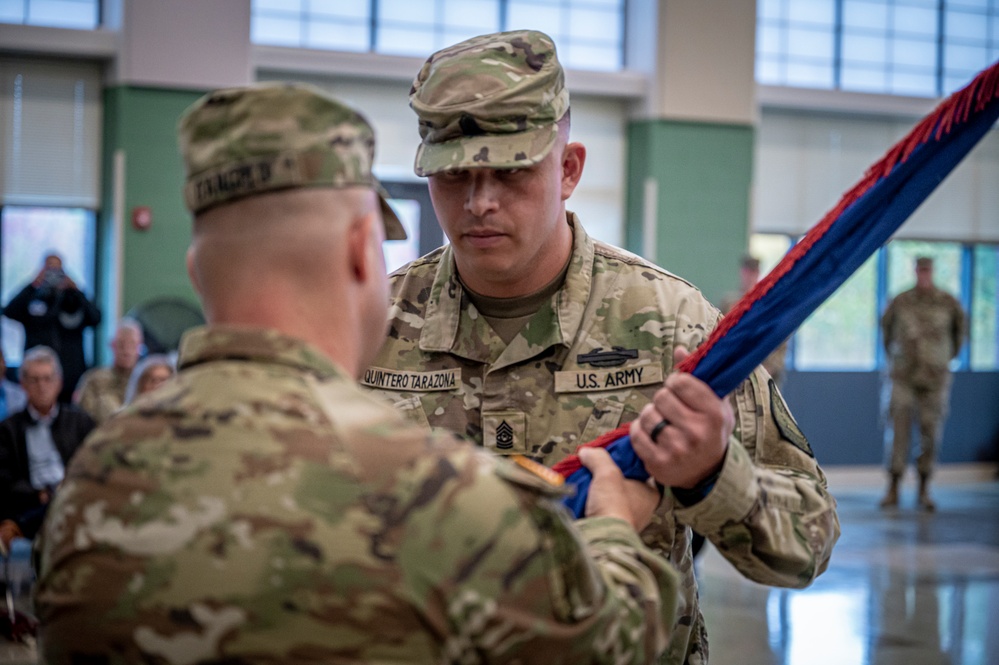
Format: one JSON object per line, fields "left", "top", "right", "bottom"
{"left": 20, "top": 345, "right": 63, "bottom": 380}
{"left": 116, "top": 318, "right": 144, "bottom": 341}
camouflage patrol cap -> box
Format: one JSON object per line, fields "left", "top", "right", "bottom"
{"left": 410, "top": 30, "right": 569, "bottom": 176}
{"left": 178, "top": 82, "right": 406, "bottom": 240}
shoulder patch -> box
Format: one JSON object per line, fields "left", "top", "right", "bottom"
{"left": 493, "top": 455, "right": 569, "bottom": 498}
{"left": 769, "top": 379, "right": 813, "bottom": 457}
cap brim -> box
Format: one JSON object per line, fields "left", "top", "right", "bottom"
{"left": 414, "top": 123, "right": 559, "bottom": 176}
{"left": 375, "top": 183, "right": 407, "bottom": 241}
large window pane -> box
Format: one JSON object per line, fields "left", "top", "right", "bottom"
{"left": 1, "top": 206, "right": 96, "bottom": 366}
{"left": 749, "top": 233, "right": 794, "bottom": 275}
{"left": 383, "top": 200, "right": 421, "bottom": 274}
{"left": 755, "top": 1, "right": 997, "bottom": 97}
{"left": 795, "top": 254, "right": 878, "bottom": 370}
{"left": 970, "top": 245, "right": 999, "bottom": 370}
{"left": 886, "top": 240, "right": 962, "bottom": 298}
{"left": 251, "top": 0, "right": 624, "bottom": 71}
{"left": 788, "top": 0, "right": 836, "bottom": 25}
{"left": 25, "top": 0, "right": 96, "bottom": 28}
{"left": 306, "top": 19, "right": 369, "bottom": 52}
{"left": 844, "top": 0, "right": 888, "bottom": 30}
{"left": 0, "top": 0, "right": 98, "bottom": 28}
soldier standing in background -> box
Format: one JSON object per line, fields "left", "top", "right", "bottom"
{"left": 365, "top": 30, "right": 839, "bottom": 665}
{"left": 34, "top": 82, "right": 682, "bottom": 664}
{"left": 880, "top": 256, "right": 966, "bottom": 511}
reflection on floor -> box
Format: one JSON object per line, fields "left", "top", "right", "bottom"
{"left": 699, "top": 480, "right": 999, "bottom": 665}
{"left": 3, "top": 479, "right": 998, "bottom": 664}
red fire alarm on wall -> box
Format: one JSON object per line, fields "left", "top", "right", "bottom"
{"left": 132, "top": 206, "right": 152, "bottom": 231}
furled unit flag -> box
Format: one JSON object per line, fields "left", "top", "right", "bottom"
{"left": 555, "top": 59, "right": 999, "bottom": 518}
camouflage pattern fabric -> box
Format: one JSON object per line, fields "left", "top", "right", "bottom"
{"left": 365, "top": 213, "right": 841, "bottom": 665}
{"left": 881, "top": 285, "right": 966, "bottom": 476}
{"left": 178, "top": 81, "right": 405, "bottom": 240}
{"left": 74, "top": 365, "right": 130, "bottom": 424}
{"left": 410, "top": 29, "right": 570, "bottom": 176}
{"left": 34, "top": 325, "right": 679, "bottom": 664}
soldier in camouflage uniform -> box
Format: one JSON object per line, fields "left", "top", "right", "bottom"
{"left": 879, "top": 256, "right": 966, "bottom": 511}
{"left": 34, "top": 82, "right": 682, "bottom": 664}
{"left": 74, "top": 318, "right": 143, "bottom": 423}
{"left": 364, "top": 30, "right": 840, "bottom": 665}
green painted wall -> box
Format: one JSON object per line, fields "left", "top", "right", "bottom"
{"left": 101, "top": 86, "right": 202, "bottom": 318}
{"left": 625, "top": 119, "right": 754, "bottom": 306}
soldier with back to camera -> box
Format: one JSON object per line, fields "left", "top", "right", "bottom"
{"left": 34, "top": 82, "right": 682, "bottom": 665}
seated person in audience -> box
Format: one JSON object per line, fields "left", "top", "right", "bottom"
{"left": 75, "top": 318, "right": 144, "bottom": 423}
{"left": 123, "top": 353, "right": 175, "bottom": 405}
{"left": 0, "top": 346, "right": 95, "bottom": 548}
{"left": 0, "top": 347, "right": 27, "bottom": 420}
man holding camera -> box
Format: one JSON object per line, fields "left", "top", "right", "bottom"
{"left": 3, "top": 254, "right": 102, "bottom": 403}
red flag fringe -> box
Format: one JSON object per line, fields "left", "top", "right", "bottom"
{"left": 553, "top": 59, "right": 999, "bottom": 480}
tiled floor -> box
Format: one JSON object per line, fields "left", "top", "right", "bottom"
{"left": 3, "top": 478, "right": 998, "bottom": 664}
{"left": 700, "top": 479, "right": 999, "bottom": 665}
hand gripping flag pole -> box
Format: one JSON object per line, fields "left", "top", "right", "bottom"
{"left": 553, "top": 59, "right": 999, "bottom": 518}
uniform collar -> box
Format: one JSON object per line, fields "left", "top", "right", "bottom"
{"left": 178, "top": 325, "right": 345, "bottom": 380}
{"left": 419, "top": 212, "right": 595, "bottom": 364}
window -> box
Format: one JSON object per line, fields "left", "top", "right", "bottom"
{"left": 757, "top": 0, "right": 837, "bottom": 89}
{"left": 885, "top": 239, "right": 963, "bottom": 298}
{"left": 795, "top": 252, "right": 879, "bottom": 370}
{"left": 971, "top": 244, "right": 999, "bottom": 370}
{"left": 750, "top": 232, "right": 794, "bottom": 275}
{"left": 0, "top": 0, "right": 99, "bottom": 29}
{"left": 1, "top": 206, "right": 97, "bottom": 366}
{"left": 383, "top": 199, "right": 421, "bottom": 274}
{"left": 757, "top": 0, "right": 999, "bottom": 97}
{"left": 251, "top": 0, "right": 626, "bottom": 71}
{"left": 781, "top": 237, "right": 999, "bottom": 373}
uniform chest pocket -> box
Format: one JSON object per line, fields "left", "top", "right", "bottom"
{"left": 579, "top": 398, "right": 626, "bottom": 444}
{"left": 378, "top": 394, "right": 431, "bottom": 430}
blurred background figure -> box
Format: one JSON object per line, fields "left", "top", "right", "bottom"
{"left": 722, "top": 254, "right": 789, "bottom": 388}
{"left": 880, "top": 256, "right": 966, "bottom": 511}
{"left": 0, "top": 348, "right": 27, "bottom": 421}
{"left": 0, "top": 346, "right": 94, "bottom": 548}
{"left": 122, "top": 353, "right": 175, "bottom": 406}
{"left": 2, "top": 255, "right": 101, "bottom": 404}
{"left": 74, "top": 319, "right": 144, "bottom": 424}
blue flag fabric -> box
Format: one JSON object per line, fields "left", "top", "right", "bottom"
{"left": 558, "top": 60, "right": 999, "bottom": 518}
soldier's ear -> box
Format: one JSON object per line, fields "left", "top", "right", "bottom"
{"left": 560, "top": 142, "right": 586, "bottom": 201}
{"left": 185, "top": 246, "right": 202, "bottom": 297}
{"left": 346, "top": 210, "right": 380, "bottom": 283}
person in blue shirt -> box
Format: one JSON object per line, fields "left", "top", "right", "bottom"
{"left": 0, "top": 347, "right": 27, "bottom": 420}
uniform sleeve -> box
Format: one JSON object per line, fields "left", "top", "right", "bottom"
{"left": 881, "top": 299, "right": 896, "bottom": 353}
{"left": 675, "top": 368, "right": 840, "bottom": 588}
{"left": 951, "top": 297, "right": 967, "bottom": 358}
{"left": 420, "top": 446, "right": 679, "bottom": 665}
{"left": 74, "top": 371, "right": 96, "bottom": 411}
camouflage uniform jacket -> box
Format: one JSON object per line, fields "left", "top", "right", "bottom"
{"left": 365, "top": 213, "right": 840, "bottom": 665}
{"left": 34, "top": 325, "right": 680, "bottom": 665}
{"left": 881, "top": 285, "right": 966, "bottom": 389}
{"left": 75, "top": 365, "right": 130, "bottom": 424}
